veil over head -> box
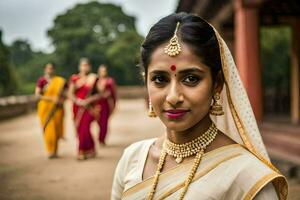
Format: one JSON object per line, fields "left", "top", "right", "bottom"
{"left": 208, "top": 24, "right": 288, "bottom": 199}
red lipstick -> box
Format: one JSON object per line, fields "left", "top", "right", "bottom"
{"left": 165, "top": 109, "right": 189, "bottom": 119}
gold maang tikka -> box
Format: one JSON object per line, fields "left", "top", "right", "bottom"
{"left": 164, "top": 22, "right": 181, "bottom": 57}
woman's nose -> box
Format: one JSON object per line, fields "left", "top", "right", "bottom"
{"left": 166, "top": 81, "right": 183, "bottom": 106}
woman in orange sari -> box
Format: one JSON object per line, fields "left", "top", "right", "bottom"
{"left": 35, "top": 63, "right": 66, "bottom": 159}
{"left": 68, "top": 58, "right": 98, "bottom": 160}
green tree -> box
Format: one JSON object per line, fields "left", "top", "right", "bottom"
{"left": 9, "top": 39, "right": 34, "bottom": 68}
{"left": 0, "top": 30, "right": 18, "bottom": 96}
{"left": 106, "top": 30, "right": 144, "bottom": 85}
{"left": 260, "top": 26, "right": 291, "bottom": 114}
{"left": 261, "top": 27, "right": 291, "bottom": 89}
{"left": 17, "top": 52, "right": 54, "bottom": 82}
{"left": 48, "top": 1, "right": 143, "bottom": 85}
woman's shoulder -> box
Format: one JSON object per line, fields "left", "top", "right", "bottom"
{"left": 115, "top": 138, "right": 156, "bottom": 179}
{"left": 117, "top": 138, "right": 156, "bottom": 168}
{"left": 123, "top": 138, "right": 157, "bottom": 157}
{"left": 218, "top": 145, "right": 286, "bottom": 199}
{"left": 69, "top": 74, "right": 79, "bottom": 82}
{"left": 36, "top": 76, "right": 48, "bottom": 88}
{"left": 37, "top": 76, "right": 47, "bottom": 83}
{"left": 221, "top": 145, "right": 275, "bottom": 174}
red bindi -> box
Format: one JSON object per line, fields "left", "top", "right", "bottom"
{"left": 170, "top": 65, "right": 176, "bottom": 71}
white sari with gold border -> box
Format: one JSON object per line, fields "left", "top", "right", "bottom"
{"left": 111, "top": 23, "right": 288, "bottom": 200}
{"left": 112, "top": 139, "right": 282, "bottom": 200}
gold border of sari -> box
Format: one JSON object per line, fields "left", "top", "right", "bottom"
{"left": 122, "top": 144, "right": 242, "bottom": 198}
{"left": 244, "top": 172, "right": 285, "bottom": 200}
{"left": 38, "top": 76, "right": 66, "bottom": 131}
{"left": 43, "top": 77, "right": 66, "bottom": 130}
{"left": 157, "top": 152, "right": 242, "bottom": 200}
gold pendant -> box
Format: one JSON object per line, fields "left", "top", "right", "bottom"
{"left": 175, "top": 157, "right": 183, "bottom": 163}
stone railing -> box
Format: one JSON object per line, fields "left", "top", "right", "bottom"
{"left": 0, "top": 95, "right": 37, "bottom": 120}
{"left": 0, "top": 86, "right": 147, "bottom": 120}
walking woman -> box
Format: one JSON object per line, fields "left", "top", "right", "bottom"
{"left": 112, "top": 13, "right": 287, "bottom": 199}
{"left": 83, "top": 64, "right": 117, "bottom": 145}
{"left": 35, "top": 63, "right": 66, "bottom": 159}
{"left": 68, "top": 58, "right": 97, "bottom": 160}
{"left": 95, "top": 64, "right": 116, "bottom": 145}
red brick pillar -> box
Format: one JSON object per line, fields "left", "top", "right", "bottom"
{"left": 234, "top": 0, "right": 263, "bottom": 122}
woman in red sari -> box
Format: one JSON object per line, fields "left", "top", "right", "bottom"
{"left": 96, "top": 65, "right": 117, "bottom": 145}
{"left": 68, "top": 58, "right": 97, "bottom": 160}
{"left": 85, "top": 64, "right": 117, "bottom": 145}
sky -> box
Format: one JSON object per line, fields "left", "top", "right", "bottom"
{"left": 0, "top": 0, "right": 178, "bottom": 52}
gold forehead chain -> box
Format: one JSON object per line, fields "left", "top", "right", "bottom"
{"left": 164, "top": 22, "right": 181, "bottom": 57}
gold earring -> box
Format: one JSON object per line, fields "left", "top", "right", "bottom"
{"left": 148, "top": 101, "right": 157, "bottom": 117}
{"left": 210, "top": 92, "right": 224, "bottom": 116}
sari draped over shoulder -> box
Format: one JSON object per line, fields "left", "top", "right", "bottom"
{"left": 111, "top": 23, "right": 288, "bottom": 200}
{"left": 37, "top": 76, "right": 66, "bottom": 154}
{"left": 94, "top": 77, "right": 117, "bottom": 143}
{"left": 70, "top": 73, "right": 97, "bottom": 156}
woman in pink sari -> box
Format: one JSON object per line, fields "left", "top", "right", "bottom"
{"left": 92, "top": 64, "right": 117, "bottom": 145}
{"left": 68, "top": 58, "right": 97, "bottom": 160}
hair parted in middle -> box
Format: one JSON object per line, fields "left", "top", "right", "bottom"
{"left": 140, "top": 12, "right": 222, "bottom": 83}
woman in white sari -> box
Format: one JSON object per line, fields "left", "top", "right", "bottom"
{"left": 111, "top": 13, "right": 288, "bottom": 200}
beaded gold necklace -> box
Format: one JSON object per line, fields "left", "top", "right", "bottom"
{"left": 146, "top": 123, "right": 218, "bottom": 200}
{"left": 164, "top": 123, "right": 218, "bottom": 163}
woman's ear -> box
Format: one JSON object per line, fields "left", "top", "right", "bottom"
{"left": 213, "top": 71, "right": 224, "bottom": 93}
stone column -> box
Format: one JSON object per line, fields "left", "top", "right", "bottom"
{"left": 235, "top": 0, "right": 263, "bottom": 122}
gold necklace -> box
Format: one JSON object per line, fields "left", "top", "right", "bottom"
{"left": 146, "top": 123, "right": 218, "bottom": 200}
{"left": 164, "top": 123, "right": 218, "bottom": 163}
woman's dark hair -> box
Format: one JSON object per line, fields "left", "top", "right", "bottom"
{"left": 45, "top": 62, "right": 56, "bottom": 69}
{"left": 79, "top": 57, "right": 90, "bottom": 65}
{"left": 141, "top": 12, "right": 221, "bottom": 82}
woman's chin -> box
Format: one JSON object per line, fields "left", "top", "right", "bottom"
{"left": 163, "top": 121, "right": 192, "bottom": 132}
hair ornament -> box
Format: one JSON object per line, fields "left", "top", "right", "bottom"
{"left": 164, "top": 22, "right": 181, "bottom": 57}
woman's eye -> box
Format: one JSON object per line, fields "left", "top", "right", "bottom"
{"left": 183, "top": 75, "right": 200, "bottom": 85}
{"left": 151, "top": 75, "right": 168, "bottom": 84}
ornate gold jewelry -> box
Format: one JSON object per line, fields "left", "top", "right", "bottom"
{"left": 148, "top": 101, "right": 157, "bottom": 117}
{"left": 147, "top": 123, "right": 218, "bottom": 200}
{"left": 146, "top": 150, "right": 167, "bottom": 200}
{"left": 179, "top": 149, "right": 204, "bottom": 200}
{"left": 164, "top": 22, "right": 181, "bottom": 57}
{"left": 163, "top": 123, "right": 218, "bottom": 163}
{"left": 210, "top": 92, "right": 224, "bottom": 116}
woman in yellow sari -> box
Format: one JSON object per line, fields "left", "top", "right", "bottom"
{"left": 35, "top": 63, "right": 66, "bottom": 159}
{"left": 111, "top": 13, "right": 288, "bottom": 199}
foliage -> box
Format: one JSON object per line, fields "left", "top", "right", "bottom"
{"left": 0, "top": 30, "right": 19, "bottom": 96}
{"left": 260, "top": 26, "right": 291, "bottom": 114}
{"left": 47, "top": 1, "right": 143, "bottom": 84}
{"left": 6, "top": 38, "right": 54, "bottom": 95}
{"left": 261, "top": 26, "right": 291, "bottom": 89}
{"left": 106, "top": 30, "right": 144, "bottom": 85}
{"left": 9, "top": 39, "right": 34, "bottom": 68}
{"left": 17, "top": 52, "right": 55, "bottom": 83}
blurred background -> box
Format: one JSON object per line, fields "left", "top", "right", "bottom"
{"left": 0, "top": 0, "right": 299, "bottom": 199}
